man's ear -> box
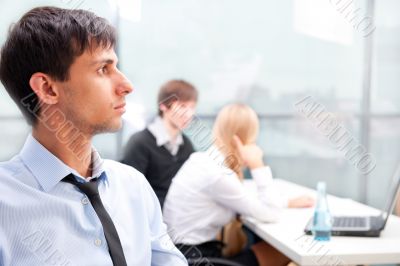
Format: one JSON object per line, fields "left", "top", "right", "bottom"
{"left": 29, "top": 72, "right": 59, "bottom": 105}
{"left": 159, "top": 103, "right": 168, "bottom": 113}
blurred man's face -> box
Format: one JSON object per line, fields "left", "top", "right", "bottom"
{"left": 54, "top": 47, "right": 133, "bottom": 136}
{"left": 163, "top": 100, "right": 197, "bottom": 130}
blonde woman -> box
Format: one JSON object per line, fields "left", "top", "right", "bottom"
{"left": 163, "top": 103, "right": 314, "bottom": 266}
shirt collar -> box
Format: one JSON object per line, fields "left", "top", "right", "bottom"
{"left": 148, "top": 116, "right": 184, "bottom": 147}
{"left": 19, "top": 134, "right": 106, "bottom": 192}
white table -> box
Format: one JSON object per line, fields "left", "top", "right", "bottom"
{"left": 243, "top": 179, "right": 400, "bottom": 266}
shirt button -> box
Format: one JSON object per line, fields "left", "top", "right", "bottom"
{"left": 94, "top": 238, "right": 102, "bottom": 246}
{"left": 81, "top": 197, "right": 89, "bottom": 205}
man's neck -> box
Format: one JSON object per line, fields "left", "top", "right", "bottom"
{"left": 162, "top": 117, "right": 180, "bottom": 143}
{"left": 32, "top": 123, "right": 93, "bottom": 178}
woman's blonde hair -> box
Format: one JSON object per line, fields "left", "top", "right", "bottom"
{"left": 212, "top": 103, "right": 259, "bottom": 177}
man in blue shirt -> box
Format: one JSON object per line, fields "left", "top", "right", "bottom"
{"left": 0, "top": 6, "right": 187, "bottom": 266}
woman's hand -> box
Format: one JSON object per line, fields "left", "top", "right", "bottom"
{"left": 288, "top": 195, "right": 315, "bottom": 208}
{"left": 233, "top": 135, "right": 264, "bottom": 169}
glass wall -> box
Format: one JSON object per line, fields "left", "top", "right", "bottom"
{"left": 1, "top": 0, "right": 399, "bottom": 211}
{"left": 116, "top": 0, "right": 372, "bottom": 205}
{"left": 368, "top": 0, "right": 400, "bottom": 210}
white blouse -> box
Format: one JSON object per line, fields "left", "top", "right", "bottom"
{"left": 163, "top": 146, "right": 288, "bottom": 245}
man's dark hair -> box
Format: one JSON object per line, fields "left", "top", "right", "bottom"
{"left": 157, "top": 80, "right": 198, "bottom": 117}
{"left": 0, "top": 6, "right": 116, "bottom": 126}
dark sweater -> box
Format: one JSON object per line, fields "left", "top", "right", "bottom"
{"left": 121, "top": 128, "right": 194, "bottom": 208}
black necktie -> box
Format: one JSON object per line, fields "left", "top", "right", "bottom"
{"left": 63, "top": 173, "right": 127, "bottom": 266}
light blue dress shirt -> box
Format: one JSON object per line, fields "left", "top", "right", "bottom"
{"left": 0, "top": 134, "right": 187, "bottom": 266}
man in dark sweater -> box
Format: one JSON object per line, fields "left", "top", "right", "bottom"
{"left": 121, "top": 80, "right": 198, "bottom": 208}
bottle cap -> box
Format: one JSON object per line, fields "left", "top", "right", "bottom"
{"left": 317, "top": 181, "right": 326, "bottom": 193}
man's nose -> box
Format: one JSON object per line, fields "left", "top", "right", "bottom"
{"left": 115, "top": 70, "right": 134, "bottom": 96}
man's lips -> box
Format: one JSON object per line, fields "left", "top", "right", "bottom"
{"left": 114, "top": 103, "right": 126, "bottom": 109}
{"left": 114, "top": 103, "right": 126, "bottom": 113}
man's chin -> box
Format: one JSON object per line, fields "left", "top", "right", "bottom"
{"left": 92, "top": 120, "right": 122, "bottom": 135}
{"left": 179, "top": 120, "right": 192, "bottom": 130}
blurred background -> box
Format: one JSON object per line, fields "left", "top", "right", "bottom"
{"left": 1, "top": 0, "right": 399, "bottom": 214}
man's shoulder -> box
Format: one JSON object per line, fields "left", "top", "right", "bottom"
{"left": 0, "top": 156, "right": 30, "bottom": 199}
{"left": 102, "top": 159, "right": 148, "bottom": 185}
{"left": 181, "top": 133, "right": 193, "bottom": 144}
{"left": 130, "top": 128, "right": 154, "bottom": 142}
{"left": 0, "top": 156, "right": 24, "bottom": 179}
{"left": 181, "top": 133, "right": 195, "bottom": 149}
{"left": 125, "top": 129, "right": 156, "bottom": 149}
{"left": 102, "top": 159, "right": 157, "bottom": 202}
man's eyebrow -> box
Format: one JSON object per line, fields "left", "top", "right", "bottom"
{"left": 89, "top": 58, "right": 118, "bottom": 66}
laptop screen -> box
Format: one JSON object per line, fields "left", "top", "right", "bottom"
{"left": 379, "top": 164, "right": 400, "bottom": 229}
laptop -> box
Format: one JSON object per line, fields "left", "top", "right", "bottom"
{"left": 304, "top": 164, "right": 400, "bottom": 237}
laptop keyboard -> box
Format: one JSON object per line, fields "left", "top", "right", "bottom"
{"left": 333, "top": 217, "right": 367, "bottom": 228}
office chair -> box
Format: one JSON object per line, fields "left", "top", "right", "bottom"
{"left": 187, "top": 257, "right": 246, "bottom": 266}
